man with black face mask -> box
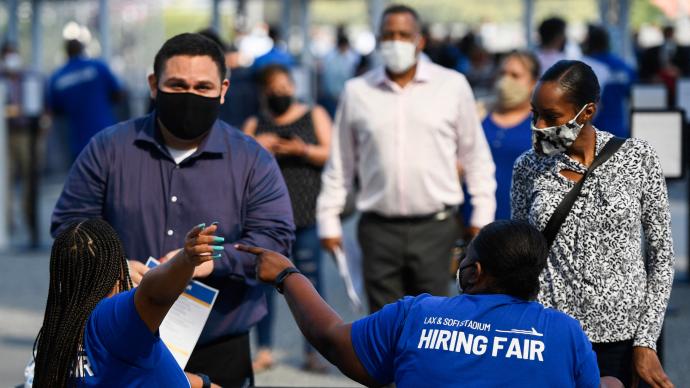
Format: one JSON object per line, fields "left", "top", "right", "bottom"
{"left": 51, "top": 33, "right": 295, "bottom": 387}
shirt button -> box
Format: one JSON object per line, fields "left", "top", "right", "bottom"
{"left": 171, "top": 196, "right": 178, "bottom": 203}
{"left": 167, "top": 229, "right": 174, "bottom": 236}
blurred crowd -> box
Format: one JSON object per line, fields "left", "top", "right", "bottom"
{"left": 0, "top": 7, "right": 683, "bottom": 382}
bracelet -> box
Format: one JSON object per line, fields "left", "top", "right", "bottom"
{"left": 196, "top": 373, "right": 211, "bottom": 388}
{"left": 275, "top": 267, "right": 301, "bottom": 294}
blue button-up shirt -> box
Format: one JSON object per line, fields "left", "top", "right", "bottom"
{"left": 51, "top": 112, "right": 295, "bottom": 344}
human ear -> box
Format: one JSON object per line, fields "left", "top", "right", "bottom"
{"left": 147, "top": 74, "right": 158, "bottom": 100}
{"left": 468, "top": 262, "right": 484, "bottom": 287}
{"left": 583, "top": 102, "right": 597, "bottom": 122}
{"left": 220, "top": 79, "right": 230, "bottom": 104}
{"left": 417, "top": 35, "right": 427, "bottom": 52}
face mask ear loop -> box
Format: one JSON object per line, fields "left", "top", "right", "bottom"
{"left": 571, "top": 104, "right": 590, "bottom": 126}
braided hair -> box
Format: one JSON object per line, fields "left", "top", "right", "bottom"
{"left": 33, "top": 219, "right": 133, "bottom": 387}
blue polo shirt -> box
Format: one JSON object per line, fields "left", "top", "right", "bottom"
{"left": 51, "top": 112, "right": 295, "bottom": 344}
{"left": 47, "top": 56, "right": 122, "bottom": 158}
{"left": 351, "top": 293, "right": 600, "bottom": 388}
{"left": 78, "top": 289, "right": 189, "bottom": 387}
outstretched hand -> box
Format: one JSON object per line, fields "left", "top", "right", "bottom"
{"left": 133, "top": 223, "right": 224, "bottom": 334}
{"left": 177, "top": 223, "right": 224, "bottom": 267}
{"left": 235, "top": 244, "right": 294, "bottom": 283}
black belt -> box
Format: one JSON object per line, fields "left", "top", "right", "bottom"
{"left": 362, "top": 205, "right": 458, "bottom": 222}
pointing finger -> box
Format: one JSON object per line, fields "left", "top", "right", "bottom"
{"left": 234, "top": 244, "right": 266, "bottom": 255}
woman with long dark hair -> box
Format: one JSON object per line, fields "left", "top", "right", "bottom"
{"left": 33, "top": 219, "right": 223, "bottom": 387}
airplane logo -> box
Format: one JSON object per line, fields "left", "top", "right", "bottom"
{"left": 495, "top": 327, "right": 544, "bottom": 337}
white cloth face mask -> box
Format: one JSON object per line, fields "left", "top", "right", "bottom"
{"left": 379, "top": 40, "right": 418, "bottom": 74}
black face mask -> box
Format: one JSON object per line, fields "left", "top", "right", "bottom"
{"left": 156, "top": 89, "right": 221, "bottom": 140}
{"left": 266, "top": 95, "right": 293, "bottom": 116}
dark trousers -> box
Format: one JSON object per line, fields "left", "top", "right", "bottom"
{"left": 186, "top": 332, "right": 253, "bottom": 388}
{"left": 593, "top": 330, "right": 665, "bottom": 388}
{"left": 358, "top": 211, "right": 461, "bottom": 313}
{"left": 7, "top": 122, "right": 40, "bottom": 246}
{"left": 593, "top": 340, "right": 633, "bottom": 387}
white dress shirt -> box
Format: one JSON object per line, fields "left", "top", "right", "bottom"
{"left": 317, "top": 60, "right": 496, "bottom": 238}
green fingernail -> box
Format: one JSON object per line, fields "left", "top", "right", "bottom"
{"left": 197, "top": 223, "right": 206, "bottom": 229}
{"left": 211, "top": 221, "right": 220, "bottom": 226}
{"left": 212, "top": 245, "right": 224, "bottom": 251}
{"left": 212, "top": 254, "right": 222, "bottom": 259}
{"left": 213, "top": 236, "right": 225, "bottom": 243}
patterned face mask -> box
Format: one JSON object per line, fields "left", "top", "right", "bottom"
{"left": 531, "top": 104, "right": 589, "bottom": 156}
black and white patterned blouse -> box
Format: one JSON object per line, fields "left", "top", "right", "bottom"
{"left": 511, "top": 129, "right": 674, "bottom": 350}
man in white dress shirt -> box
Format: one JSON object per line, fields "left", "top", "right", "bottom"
{"left": 317, "top": 4, "right": 496, "bottom": 312}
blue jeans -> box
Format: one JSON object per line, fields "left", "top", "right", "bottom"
{"left": 256, "top": 225, "right": 322, "bottom": 351}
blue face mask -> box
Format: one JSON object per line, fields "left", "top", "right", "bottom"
{"left": 531, "top": 104, "right": 589, "bottom": 156}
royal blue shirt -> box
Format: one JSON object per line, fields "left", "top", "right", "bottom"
{"left": 78, "top": 289, "right": 188, "bottom": 387}
{"left": 482, "top": 114, "right": 532, "bottom": 220}
{"left": 51, "top": 112, "right": 295, "bottom": 344}
{"left": 463, "top": 115, "right": 532, "bottom": 221}
{"left": 47, "top": 56, "right": 122, "bottom": 158}
{"left": 589, "top": 53, "right": 636, "bottom": 138}
{"left": 351, "top": 293, "right": 600, "bottom": 388}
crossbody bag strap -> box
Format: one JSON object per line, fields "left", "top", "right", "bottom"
{"left": 541, "top": 136, "right": 626, "bottom": 247}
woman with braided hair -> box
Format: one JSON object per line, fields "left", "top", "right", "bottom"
{"left": 33, "top": 219, "right": 224, "bottom": 387}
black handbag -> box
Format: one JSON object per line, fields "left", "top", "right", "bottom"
{"left": 542, "top": 137, "right": 626, "bottom": 247}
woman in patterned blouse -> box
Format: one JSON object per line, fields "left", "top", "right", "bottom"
{"left": 511, "top": 60, "right": 674, "bottom": 388}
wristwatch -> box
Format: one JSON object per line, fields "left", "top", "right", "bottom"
{"left": 275, "top": 267, "right": 301, "bottom": 294}
{"left": 196, "top": 373, "right": 211, "bottom": 388}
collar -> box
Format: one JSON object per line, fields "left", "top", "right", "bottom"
{"left": 460, "top": 293, "right": 526, "bottom": 304}
{"left": 556, "top": 128, "right": 613, "bottom": 173}
{"left": 371, "top": 58, "right": 432, "bottom": 88}
{"left": 134, "top": 111, "right": 228, "bottom": 156}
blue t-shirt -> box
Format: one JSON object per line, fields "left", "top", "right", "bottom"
{"left": 77, "top": 289, "right": 189, "bottom": 387}
{"left": 462, "top": 114, "right": 532, "bottom": 222}
{"left": 351, "top": 294, "right": 600, "bottom": 388}
{"left": 482, "top": 114, "right": 532, "bottom": 220}
{"left": 47, "top": 56, "right": 121, "bottom": 158}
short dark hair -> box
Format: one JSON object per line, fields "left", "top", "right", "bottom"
{"left": 1, "top": 41, "right": 17, "bottom": 56}
{"left": 259, "top": 64, "right": 292, "bottom": 89}
{"left": 268, "top": 25, "right": 281, "bottom": 42}
{"left": 541, "top": 59, "right": 600, "bottom": 107}
{"left": 380, "top": 4, "right": 421, "bottom": 32}
{"left": 470, "top": 220, "right": 548, "bottom": 300}
{"left": 538, "top": 17, "right": 566, "bottom": 46}
{"left": 153, "top": 33, "right": 227, "bottom": 81}
{"left": 198, "top": 27, "right": 229, "bottom": 52}
{"left": 65, "top": 39, "right": 84, "bottom": 58}
{"left": 583, "top": 24, "right": 609, "bottom": 54}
